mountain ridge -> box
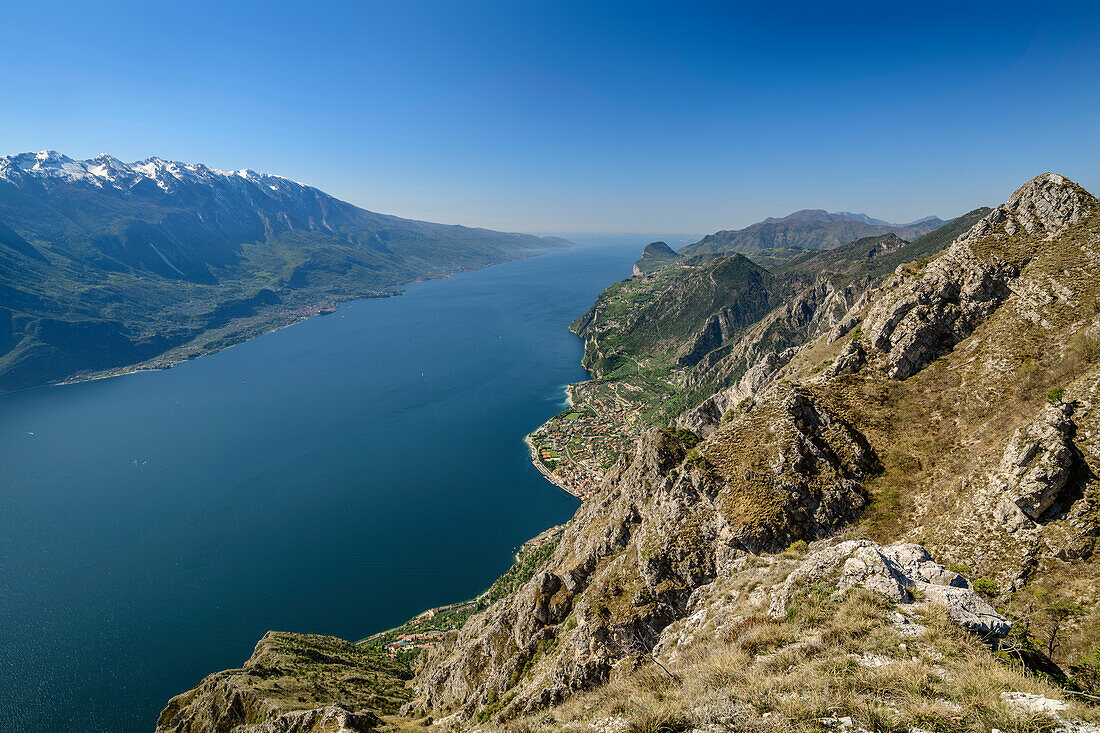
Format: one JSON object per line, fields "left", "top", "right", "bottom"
{"left": 631, "top": 209, "right": 947, "bottom": 275}
{"left": 0, "top": 150, "right": 567, "bottom": 391}
{"left": 154, "top": 173, "right": 1100, "bottom": 733}
{"left": 676, "top": 210, "right": 946, "bottom": 268}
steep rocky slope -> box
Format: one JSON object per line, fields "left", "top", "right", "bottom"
{"left": 570, "top": 254, "right": 787, "bottom": 378}
{"left": 675, "top": 209, "right": 990, "bottom": 434}
{"left": 160, "top": 174, "right": 1100, "bottom": 733}
{"left": 405, "top": 174, "right": 1100, "bottom": 726}
{"left": 569, "top": 209, "right": 988, "bottom": 431}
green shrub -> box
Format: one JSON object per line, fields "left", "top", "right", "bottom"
{"left": 1071, "top": 646, "right": 1100, "bottom": 693}
{"left": 685, "top": 449, "right": 707, "bottom": 469}
{"left": 973, "top": 578, "right": 998, "bottom": 596}
{"left": 1047, "top": 387, "right": 1065, "bottom": 404}
{"left": 786, "top": 539, "right": 808, "bottom": 555}
{"left": 661, "top": 426, "right": 702, "bottom": 449}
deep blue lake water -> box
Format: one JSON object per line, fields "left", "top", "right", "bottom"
{"left": 0, "top": 238, "right": 646, "bottom": 732}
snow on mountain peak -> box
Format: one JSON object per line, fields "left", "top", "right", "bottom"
{"left": 0, "top": 151, "right": 306, "bottom": 195}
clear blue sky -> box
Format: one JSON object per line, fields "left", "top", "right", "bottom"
{"left": 1, "top": 1, "right": 1098, "bottom": 233}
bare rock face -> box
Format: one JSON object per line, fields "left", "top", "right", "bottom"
{"left": 769, "top": 540, "right": 1011, "bottom": 636}
{"left": 155, "top": 632, "right": 408, "bottom": 733}
{"left": 862, "top": 250, "right": 1017, "bottom": 380}
{"left": 677, "top": 279, "right": 873, "bottom": 437}
{"left": 409, "top": 387, "right": 876, "bottom": 722}
{"left": 989, "top": 172, "right": 1092, "bottom": 238}
{"left": 677, "top": 347, "right": 798, "bottom": 436}
{"left": 995, "top": 402, "right": 1081, "bottom": 528}
{"left": 862, "top": 173, "right": 1093, "bottom": 380}
{"left": 825, "top": 338, "right": 866, "bottom": 377}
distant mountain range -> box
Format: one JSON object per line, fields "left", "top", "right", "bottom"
{"left": 0, "top": 151, "right": 567, "bottom": 391}
{"left": 760, "top": 210, "right": 939, "bottom": 227}
{"left": 632, "top": 209, "right": 946, "bottom": 274}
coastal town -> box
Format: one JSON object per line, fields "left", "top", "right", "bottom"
{"left": 526, "top": 375, "right": 669, "bottom": 500}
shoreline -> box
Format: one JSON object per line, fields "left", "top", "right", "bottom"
{"left": 4, "top": 247, "right": 574, "bottom": 397}
{"left": 7, "top": 294, "right": 389, "bottom": 396}
{"left": 359, "top": 366, "right": 594, "bottom": 652}
{"left": 524, "top": 432, "right": 585, "bottom": 501}
{"left": 359, "top": 523, "right": 567, "bottom": 653}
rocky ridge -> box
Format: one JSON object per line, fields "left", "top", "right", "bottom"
{"left": 158, "top": 174, "right": 1100, "bottom": 732}
{"left": 405, "top": 173, "right": 1100, "bottom": 724}
{"left": 156, "top": 632, "right": 411, "bottom": 733}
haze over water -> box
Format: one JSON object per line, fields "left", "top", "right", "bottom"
{"left": 0, "top": 239, "right": 644, "bottom": 732}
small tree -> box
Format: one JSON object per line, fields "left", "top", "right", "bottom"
{"left": 1043, "top": 600, "right": 1085, "bottom": 658}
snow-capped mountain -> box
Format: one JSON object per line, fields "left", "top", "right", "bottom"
{"left": 0, "top": 150, "right": 566, "bottom": 392}
{"left": 0, "top": 150, "right": 306, "bottom": 197}
{"left": 0, "top": 149, "right": 563, "bottom": 281}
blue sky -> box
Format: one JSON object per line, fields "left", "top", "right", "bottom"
{"left": 1, "top": 1, "right": 1098, "bottom": 233}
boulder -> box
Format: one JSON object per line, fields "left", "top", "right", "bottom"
{"left": 996, "top": 402, "right": 1080, "bottom": 525}
{"left": 770, "top": 540, "right": 1011, "bottom": 636}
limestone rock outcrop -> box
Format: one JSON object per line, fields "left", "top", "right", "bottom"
{"left": 995, "top": 402, "right": 1082, "bottom": 528}
{"left": 769, "top": 540, "right": 1011, "bottom": 636}
{"left": 863, "top": 173, "right": 1093, "bottom": 380}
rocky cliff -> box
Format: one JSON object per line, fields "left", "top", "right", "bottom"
{"left": 405, "top": 173, "right": 1100, "bottom": 726}
{"left": 160, "top": 174, "right": 1100, "bottom": 733}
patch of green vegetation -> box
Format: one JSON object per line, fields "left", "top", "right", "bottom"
{"left": 476, "top": 691, "right": 517, "bottom": 723}
{"left": 661, "top": 426, "right": 702, "bottom": 449}
{"left": 479, "top": 534, "right": 564, "bottom": 610}
{"left": 973, "top": 578, "right": 999, "bottom": 596}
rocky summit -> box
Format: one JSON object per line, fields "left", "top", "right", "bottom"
{"left": 160, "top": 173, "right": 1100, "bottom": 733}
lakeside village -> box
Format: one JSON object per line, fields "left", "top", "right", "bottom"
{"left": 365, "top": 372, "right": 681, "bottom": 658}
{"left": 525, "top": 377, "right": 666, "bottom": 500}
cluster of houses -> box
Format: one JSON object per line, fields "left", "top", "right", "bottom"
{"left": 383, "top": 631, "right": 444, "bottom": 656}
{"left": 529, "top": 387, "right": 648, "bottom": 500}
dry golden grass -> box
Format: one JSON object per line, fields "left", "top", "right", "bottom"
{"left": 492, "top": 588, "right": 1099, "bottom": 733}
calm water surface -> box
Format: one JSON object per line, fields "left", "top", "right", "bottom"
{"left": 0, "top": 239, "right": 642, "bottom": 732}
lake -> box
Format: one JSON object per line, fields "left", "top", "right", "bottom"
{"left": 0, "top": 238, "right": 645, "bottom": 732}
